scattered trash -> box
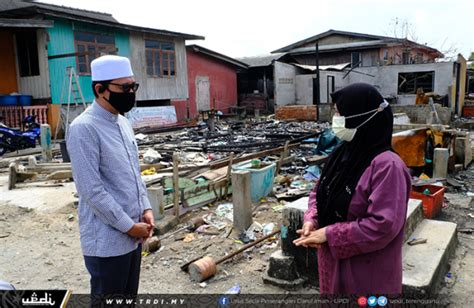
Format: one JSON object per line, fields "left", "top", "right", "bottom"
{"left": 468, "top": 213, "right": 474, "bottom": 219}
{"left": 467, "top": 192, "right": 474, "bottom": 197}
{"left": 135, "top": 133, "right": 148, "bottom": 141}
{"left": 199, "top": 282, "right": 207, "bottom": 288}
{"left": 407, "top": 238, "right": 428, "bottom": 246}
{"left": 263, "top": 223, "right": 276, "bottom": 236}
{"left": 239, "top": 231, "right": 256, "bottom": 244}
{"left": 183, "top": 233, "right": 196, "bottom": 243}
{"left": 225, "top": 284, "right": 241, "bottom": 294}
{"left": 271, "top": 204, "right": 285, "bottom": 212}
{"left": 141, "top": 167, "right": 156, "bottom": 176}
{"left": 247, "top": 222, "right": 263, "bottom": 233}
{"left": 303, "top": 165, "right": 320, "bottom": 181}
{"left": 0, "top": 232, "right": 11, "bottom": 239}
{"left": 202, "top": 213, "right": 228, "bottom": 230}
{"left": 215, "top": 203, "right": 234, "bottom": 222}
{"left": 444, "top": 272, "right": 456, "bottom": 287}
{"left": 143, "top": 148, "right": 162, "bottom": 164}
{"left": 251, "top": 159, "right": 261, "bottom": 168}
{"left": 67, "top": 214, "right": 75, "bottom": 221}
{"left": 419, "top": 173, "right": 430, "bottom": 180}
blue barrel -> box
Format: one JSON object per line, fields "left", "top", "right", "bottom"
{"left": 0, "top": 95, "right": 18, "bottom": 106}
{"left": 18, "top": 95, "right": 32, "bottom": 106}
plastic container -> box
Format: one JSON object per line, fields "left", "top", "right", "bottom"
{"left": 18, "top": 95, "right": 32, "bottom": 106}
{"left": 0, "top": 95, "right": 18, "bottom": 106}
{"left": 233, "top": 161, "right": 276, "bottom": 203}
{"left": 410, "top": 184, "right": 445, "bottom": 219}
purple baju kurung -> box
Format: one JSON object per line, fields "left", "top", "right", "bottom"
{"left": 304, "top": 150, "right": 411, "bottom": 294}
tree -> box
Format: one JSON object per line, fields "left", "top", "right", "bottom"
{"left": 385, "top": 18, "right": 458, "bottom": 61}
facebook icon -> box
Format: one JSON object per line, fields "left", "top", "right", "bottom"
{"left": 219, "top": 296, "right": 230, "bottom": 306}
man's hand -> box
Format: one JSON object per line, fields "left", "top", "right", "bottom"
{"left": 142, "top": 209, "right": 155, "bottom": 238}
{"left": 127, "top": 223, "right": 152, "bottom": 238}
{"left": 296, "top": 221, "right": 316, "bottom": 237}
{"left": 293, "top": 226, "right": 328, "bottom": 248}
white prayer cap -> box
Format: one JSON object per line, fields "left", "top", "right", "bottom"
{"left": 91, "top": 55, "right": 134, "bottom": 81}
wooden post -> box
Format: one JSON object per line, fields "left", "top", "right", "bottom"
{"left": 40, "top": 124, "right": 52, "bottom": 162}
{"left": 173, "top": 152, "right": 180, "bottom": 217}
{"left": 224, "top": 152, "right": 234, "bottom": 198}
{"left": 276, "top": 140, "right": 290, "bottom": 175}
{"left": 232, "top": 170, "right": 253, "bottom": 232}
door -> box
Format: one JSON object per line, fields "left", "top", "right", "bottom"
{"left": 0, "top": 30, "right": 18, "bottom": 94}
{"left": 196, "top": 76, "right": 210, "bottom": 111}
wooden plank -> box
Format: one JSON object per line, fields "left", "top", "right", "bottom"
{"left": 172, "top": 152, "right": 180, "bottom": 217}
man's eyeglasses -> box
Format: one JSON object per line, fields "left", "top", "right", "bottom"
{"left": 108, "top": 82, "right": 140, "bottom": 93}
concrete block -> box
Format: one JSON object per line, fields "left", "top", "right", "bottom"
{"left": 404, "top": 199, "right": 424, "bottom": 242}
{"left": 40, "top": 124, "right": 52, "bottom": 162}
{"left": 455, "top": 137, "right": 472, "bottom": 168}
{"left": 281, "top": 197, "right": 318, "bottom": 285}
{"left": 147, "top": 186, "right": 164, "bottom": 220}
{"left": 262, "top": 250, "right": 306, "bottom": 290}
{"left": 433, "top": 148, "right": 449, "bottom": 179}
{"left": 231, "top": 170, "right": 253, "bottom": 232}
{"left": 402, "top": 219, "right": 457, "bottom": 295}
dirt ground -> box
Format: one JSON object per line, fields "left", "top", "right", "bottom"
{"left": 0, "top": 168, "right": 311, "bottom": 295}
{"left": 0, "top": 158, "right": 473, "bottom": 305}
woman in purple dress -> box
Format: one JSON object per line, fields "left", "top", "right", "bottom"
{"left": 293, "top": 83, "right": 411, "bottom": 294}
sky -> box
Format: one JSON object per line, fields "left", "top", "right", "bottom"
{"left": 41, "top": 0, "right": 474, "bottom": 60}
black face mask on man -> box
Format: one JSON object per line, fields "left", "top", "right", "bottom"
{"left": 104, "top": 89, "right": 136, "bottom": 114}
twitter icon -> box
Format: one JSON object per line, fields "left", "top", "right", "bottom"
{"left": 368, "top": 296, "right": 377, "bottom": 307}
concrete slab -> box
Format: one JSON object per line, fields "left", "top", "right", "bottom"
{"left": 281, "top": 197, "right": 318, "bottom": 285}
{"left": 404, "top": 199, "right": 424, "bottom": 242}
{"left": 402, "top": 219, "right": 457, "bottom": 295}
{"left": 263, "top": 250, "right": 307, "bottom": 290}
{"left": 0, "top": 174, "right": 76, "bottom": 213}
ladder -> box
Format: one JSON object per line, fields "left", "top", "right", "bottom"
{"left": 54, "top": 66, "right": 88, "bottom": 142}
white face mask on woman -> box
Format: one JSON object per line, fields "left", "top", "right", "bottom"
{"left": 332, "top": 100, "right": 389, "bottom": 142}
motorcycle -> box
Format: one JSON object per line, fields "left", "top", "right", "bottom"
{"left": 0, "top": 115, "right": 41, "bottom": 156}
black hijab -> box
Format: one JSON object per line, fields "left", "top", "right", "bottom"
{"left": 316, "top": 83, "right": 394, "bottom": 228}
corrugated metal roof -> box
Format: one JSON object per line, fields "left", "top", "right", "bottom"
{"left": 0, "top": 17, "right": 53, "bottom": 28}
{"left": 272, "top": 29, "right": 394, "bottom": 53}
{"left": 0, "top": 0, "right": 32, "bottom": 12}
{"left": 34, "top": 2, "right": 118, "bottom": 23}
{"left": 0, "top": 0, "right": 117, "bottom": 23}
{"left": 287, "top": 39, "right": 443, "bottom": 58}
{"left": 237, "top": 53, "right": 287, "bottom": 67}
{"left": 187, "top": 45, "right": 248, "bottom": 69}
{"left": 287, "top": 39, "right": 393, "bottom": 55}
{"left": 0, "top": 1, "right": 204, "bottom": 40}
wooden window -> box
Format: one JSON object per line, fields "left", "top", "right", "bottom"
{"left": 351, "top": 52, "right": 361, "bottom": 68}
{"left": 398, "top": 71, "right": 435, "bottom": 94}
{"left": 16, "top": 30, "right": 40, "bottom": 77}
{"left": 74, "top": 31, "right": 115, "bottom": 74}
{"left": 416, "top": 52, "right": 423, "bottom": 64}
{"left": 145, "top": 39, "right": 176, "bottom": 77}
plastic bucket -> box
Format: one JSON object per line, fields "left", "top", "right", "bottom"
{"left": 0, "top": 95, "right": 18, "bottom": 106}
{"left": 18, "top": 95, "right": 32, "bottom": 106}
{"left": 233, "top": 161, "right": 276, "bottom": 202}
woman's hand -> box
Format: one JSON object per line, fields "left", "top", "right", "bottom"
{"left": 293, "top": 226, "right": 328, "bottom": 248}
{"left": 296, "top": 221, "right": 316, "bottom": 237}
